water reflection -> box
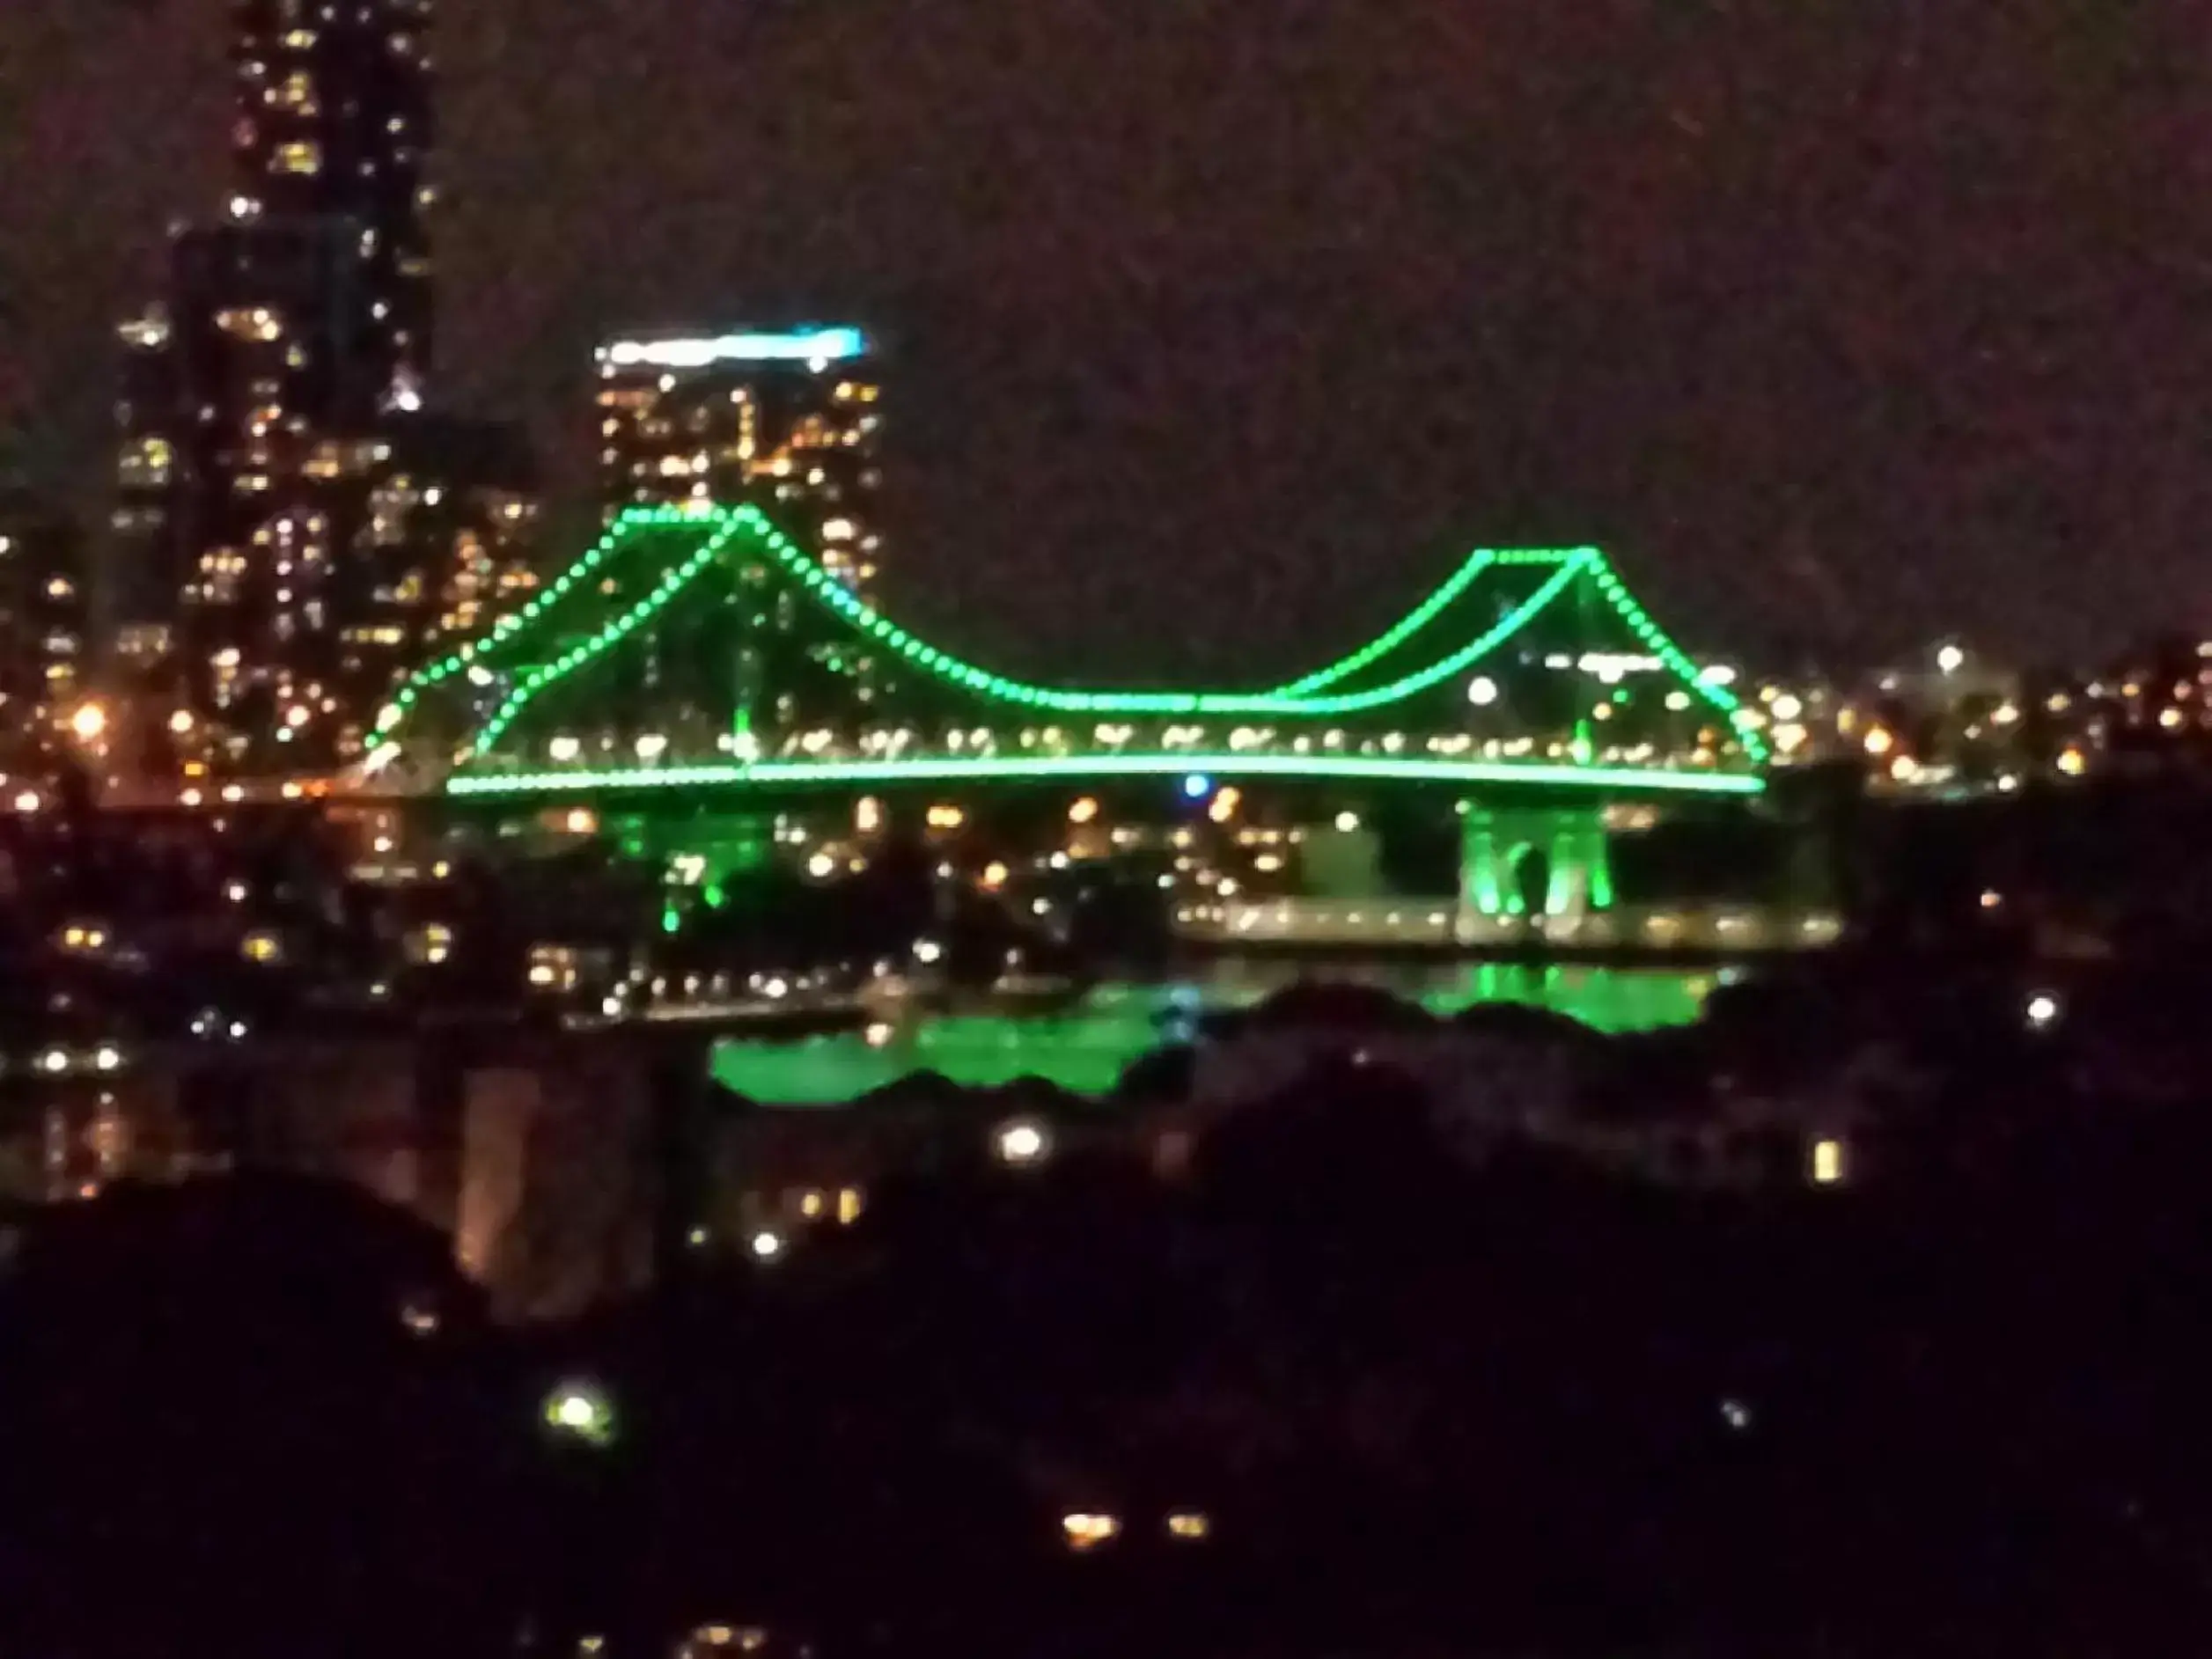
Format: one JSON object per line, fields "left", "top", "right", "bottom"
{"left": 713, "top": 963, "right": 1709, "bottom": 1105}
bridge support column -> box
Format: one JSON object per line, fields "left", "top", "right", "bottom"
{"left": 1459, "top": 804, "right": 1614, "bottom": 929}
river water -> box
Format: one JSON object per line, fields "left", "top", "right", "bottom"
{"left": 711, "top": 962, "right": 1713, "bottom": 1105}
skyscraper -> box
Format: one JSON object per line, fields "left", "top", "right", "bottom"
{"left": 592, "top": 327, "right": 886, "bottom": 742}
{"left": 114, "top": 0, "right": 466, "bottom": 779}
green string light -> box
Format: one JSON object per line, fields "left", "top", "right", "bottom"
{"left": 381, "top": 504, "right": 1762, "bottom": 774}
{"left": 1267, "top": 548, "right": 1501, "bottom": 696}
{"left": 446, "top": 752, "right": 1765, "bottom": 799}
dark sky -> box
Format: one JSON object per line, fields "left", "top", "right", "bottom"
{"left": 4, "top": 0, "right": 2208, "bottom": 679}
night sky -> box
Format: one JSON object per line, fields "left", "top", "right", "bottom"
{"left": 3, "top": 0, "right": 2207, "bottom": 679}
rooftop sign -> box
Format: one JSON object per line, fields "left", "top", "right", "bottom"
{"left": 600, "top": 327, "right": 870, "bottom": 371}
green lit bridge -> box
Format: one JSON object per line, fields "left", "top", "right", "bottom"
{"left": 364, "top": 504, "right": 1778, "bottom": 930}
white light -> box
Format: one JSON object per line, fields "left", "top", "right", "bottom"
{"left": 543, "top": 1382, "right": 616, "bottom": 1444}
{"left": 995, "top": 1119, "right": 1050, "bottom": 1166}
{"left": 549, "top": 735, "right": 582, "bottom": 763}
{"left": 2026, "top": 992, "right": 2061, "bottom": 1030}
{"left": 1466, "top": 675, "right": 1499, "bottom": 707}
{"left": 1937, "top": 643, "right": 1966, "bottom": 675}
{"left": 1334, "top": 811, "right": 1361, "bottom": 833}
{"left": 913, "top": 938, "right": 944, "bottom": 965}
{"left": 94, "top": 1046, "right": 121, "bottom": 1072}
{"left": 749, "top": 1230, "right": 786, "bottom": 1261}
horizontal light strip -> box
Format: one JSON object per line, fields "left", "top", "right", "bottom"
{"left": 600, "top": 328, "right": 869, "bottom": 370}
{"left": 446, "top": 753, "right": 1766, "bottom": 799}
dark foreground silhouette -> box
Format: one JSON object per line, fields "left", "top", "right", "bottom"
{"left": 8, "top": 957, "right": 2212, "bottom": 1658}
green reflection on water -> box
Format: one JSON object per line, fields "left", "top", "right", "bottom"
{"left": 711, "top": 964, "right": 1709, "bottom": 1107}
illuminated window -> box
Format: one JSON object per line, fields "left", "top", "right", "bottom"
{"left": 216, "top": 307, "right": 284, "bottom": 342}
{"left": 268, "top": 70, "right": 318, "bottom": 112}
{"left": 271, "top": 140, "right": 322, "bottom": 175}
{"left": 118, "top": 437, "right": 174, "bottom": 488}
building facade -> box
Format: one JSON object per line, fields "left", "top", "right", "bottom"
{"left": 0, "top": 486, "right": 90, "bottom": 779}
{"left": 592, "top": 327, "right": 886, "bottom": 745}
{"left": 112, "top": 0, "right": 472, "bottom": 779}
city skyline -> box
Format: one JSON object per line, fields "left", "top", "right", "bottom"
{"left": 4, "top": 0, "right": 2210, "bottom": 677}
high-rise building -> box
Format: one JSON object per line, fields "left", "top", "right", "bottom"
{"left": 592, "top": 327, "right": 886, "bottom": 742}
{"left": 230, "top": 0, "right": 435, "bottom": 409}
{"left": 113, "top": 0, "right": 445, "bottom": 778}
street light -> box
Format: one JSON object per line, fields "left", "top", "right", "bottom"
{"left": 70, "top": 701, "right": 108, "bottom": 744}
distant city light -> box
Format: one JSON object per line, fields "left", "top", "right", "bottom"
{"left": 1936, "top": 642, "right": 1966, "bottom": 675}
{"left": 1068, "top": 796, "right": 1100, "bottom": 825}
{"left": 70, "top": 701, "right": 108, "bottom": 743}
{"left": 602, "top": 327, "right": 870, "bottom": 371}
{"left": 1467, "top": 675, "right": 1499, "bottom": 707}
{"left": 1334, "top": 810, "right": 1361, "bottom": 833}
{"left": 1810, "top": 1138, "right": 1847, "bottom": 1186}
{"left": 1181, "top": 773, "right": 1212, "bottom": 801}
{"left": 2026, "top": 991, "right": 2061, "bottom": 1031}
{"left": 749, "top": 1229, "right": 787, "bottom": 1262}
